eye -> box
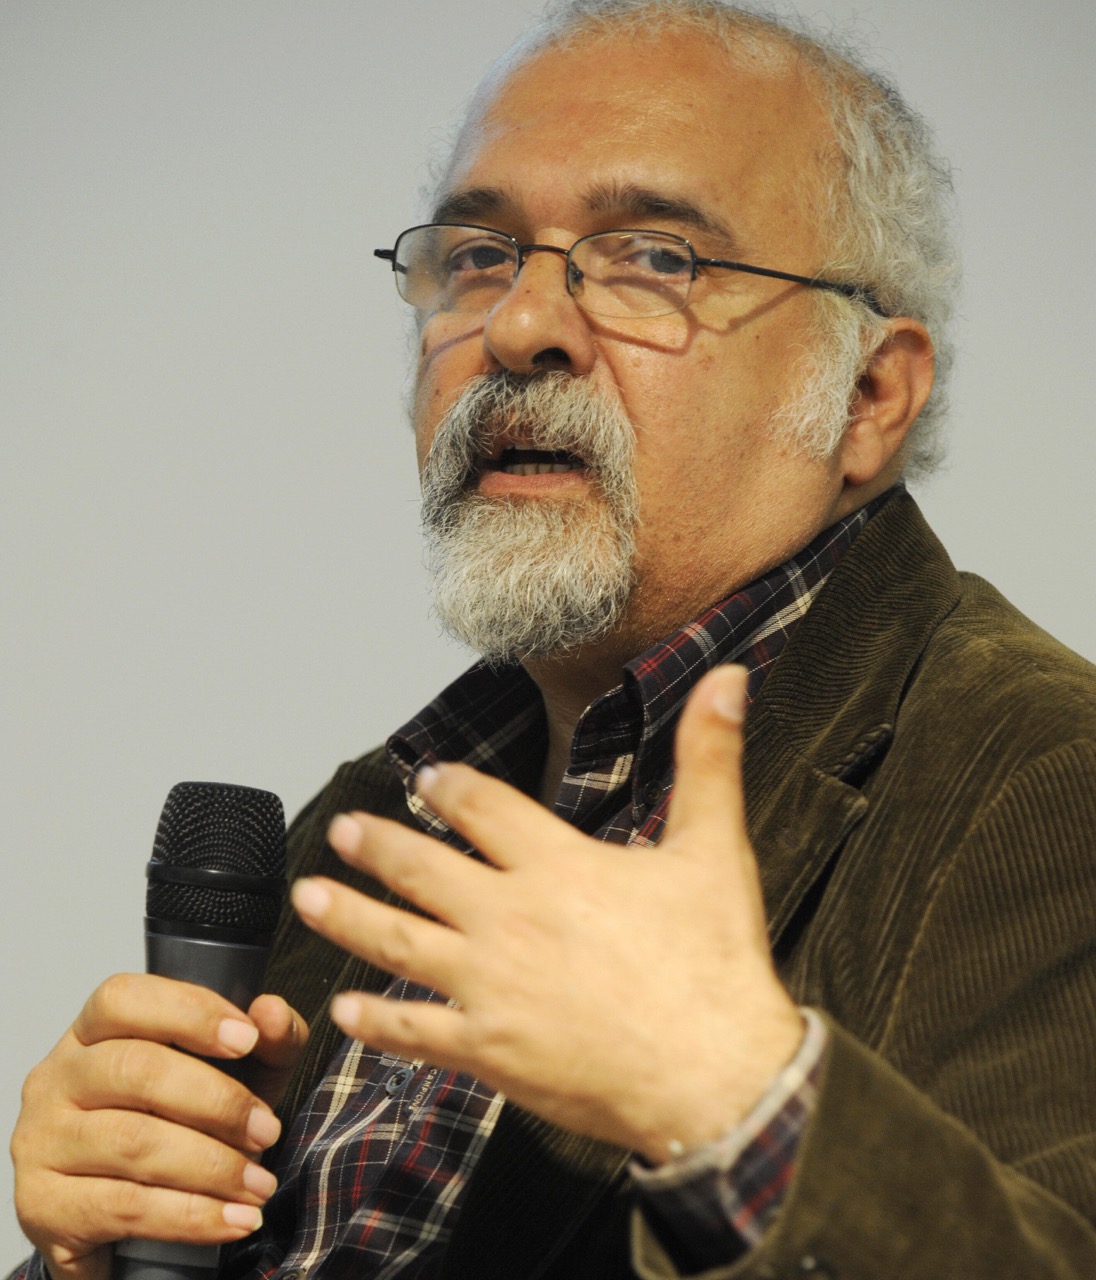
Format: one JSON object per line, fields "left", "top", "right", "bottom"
{"left": 643, "top": 245, "right": 692, "bottom": 275}
{"left": 594, "top": 235, "right": 692, "bottom": 278}
{"left": 447, "top": 239, "right": 514, "bottom": 275}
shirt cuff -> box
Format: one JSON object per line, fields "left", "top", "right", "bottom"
{"left": 630, "top": 1008, "right": 828, "bottom": 1275}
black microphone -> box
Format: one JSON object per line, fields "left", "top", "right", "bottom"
{"left": 113, "top": 781, "right": 286, "bottom": 1280}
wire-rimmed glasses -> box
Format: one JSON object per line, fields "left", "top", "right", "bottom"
{"left": 374, "top": 223, "right": 885, "bottom": 319}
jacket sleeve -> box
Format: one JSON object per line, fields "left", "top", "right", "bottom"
{"left": 633, "top": 739, "right": 1096, "bottom": 1280}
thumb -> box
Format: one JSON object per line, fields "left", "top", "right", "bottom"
{"left": 662, "top": 664, "right": 749, "bottom": 855}
{"left": 43, "top": 1247, "right": 111, "bottom": 1280}
{"left": 243, "top": 994, "right": 309, "bottom": 1108}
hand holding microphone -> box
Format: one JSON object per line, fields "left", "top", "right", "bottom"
{"left": 10, "top": 784, "right": 308, "bottom": 1280}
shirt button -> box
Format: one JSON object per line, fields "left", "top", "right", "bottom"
{"left": 797, "top": 1256, "right": 836, "bottom": 1277}
{"left": 640, "top": 780, "right": 663, "bottom": 808}
{"left": 281, "top": 1269, "right": 306, "bottom": 1280}
{"left": 385, "top": 1066, "right": 414, "bottom": 1096}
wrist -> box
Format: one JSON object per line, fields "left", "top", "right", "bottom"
{"left": 634, "top": 1000, "right": 806, "bottom": 1167}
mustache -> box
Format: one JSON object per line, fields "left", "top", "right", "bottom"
{"left": 420, "top": 372, "right": 636, "bottom": 527}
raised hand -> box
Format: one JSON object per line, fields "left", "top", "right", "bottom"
{"left": 291, "top": 664, "right": 802, "bottom": 1164}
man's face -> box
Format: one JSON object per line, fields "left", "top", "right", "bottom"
{"left": 413, "top": 30, "right": 858, "bottom": 660}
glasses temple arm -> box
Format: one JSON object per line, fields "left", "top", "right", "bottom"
{"left": 373, "top": 248, "right": 409, "bottom": 276}
{"left": 695, "top": 256, "right": 886, "bottom": 315}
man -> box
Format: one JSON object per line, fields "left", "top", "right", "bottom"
{"left": 10, "top": 2, "right": 1095, "bottom": 1278}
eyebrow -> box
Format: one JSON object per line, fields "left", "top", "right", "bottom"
{"left": 431, "top": 186, "right": 510, "bottom": 225}
{"left": 431, "top": 180, "right": 739, "bottom": 252}
{"left": 584, "top": 181, "right": 738, "bottom": 250}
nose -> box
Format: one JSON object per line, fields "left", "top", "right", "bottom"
{"left": 482, "top": 244, "right": 597, "bottom": 376}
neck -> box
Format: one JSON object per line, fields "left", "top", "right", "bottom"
{"left": 523, "top": 630, "right": 644, "bottom": 806}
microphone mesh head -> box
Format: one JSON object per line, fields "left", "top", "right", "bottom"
{"left": 147, "top": 781, "right": 286, "bottom": 933}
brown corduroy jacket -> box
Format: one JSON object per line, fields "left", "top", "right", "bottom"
{"left": 264, "top": 493, "right": 1096, "bottom": 1279}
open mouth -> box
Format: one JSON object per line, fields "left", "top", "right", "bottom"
{"left": 483, "top": 446, "right": 587, "bottom": 476}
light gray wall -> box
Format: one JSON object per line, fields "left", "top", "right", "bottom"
{"left": 1, "top": 1, "right": 1092, "bottom": 1266}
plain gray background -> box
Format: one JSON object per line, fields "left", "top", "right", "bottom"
{"left": 2, "top": 0, "right": 1093, "bottom": 1266}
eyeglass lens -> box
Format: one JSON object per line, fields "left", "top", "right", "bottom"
{"left": 394, "top": 226, "right": 697, "bottom": 318}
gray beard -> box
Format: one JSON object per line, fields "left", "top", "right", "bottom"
{"left": 418, "top": 344, "right": 859, "bottom": 666}
{"left": 420, "top": 373, "right": 639, "bottom": 665}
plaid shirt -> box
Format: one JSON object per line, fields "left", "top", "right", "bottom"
{"left": 125, "top": 498, "right": 883, "bottom": 1280}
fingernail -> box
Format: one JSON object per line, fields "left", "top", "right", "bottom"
{"left": 328, "top": 813, "right": 360, "bottom": 851}
{"left": 292, "top": 878, "right": 331, "bottom": 921}
{"left": 242, "top": 1162, "right": 278, "bottom": 1199}
{"left": 330, "top": 992, "right": 360, "bottom": 1028}
{"left": 415, "top": 764, "right": 439, "bottom": 794}
{"left": 223, "top": 1203, "right": 263, "bottom": 1232}
{"left": 246, "top": 1106, "right": 282, "bottom": 1150}
{"left": 218, "top": 1019, "right": 259, "bottom": 1055}
{"left": 713, "top": 667, "right": 746, "bottom": 724}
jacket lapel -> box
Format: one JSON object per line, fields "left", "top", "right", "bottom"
{"left": 743, "top": 493, "right": 961, "bottom": 961}
{"left": 441, "top": 496, "right": 963, "bottom": 1276}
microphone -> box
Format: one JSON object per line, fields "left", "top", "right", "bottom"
{"left": 113, "top": 781, "right": 287, "bottom": 1280}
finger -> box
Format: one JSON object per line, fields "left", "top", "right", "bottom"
{"left": 329, "top": 990, "right": 471, "bottom": 1073}
{"left": 328, "top": 811, "right": 489, "bottom": 927}
{"left": 27, "top": 1175, "right": 265, "bottom": 1256}
{"left": 662, "top": 664, "right": 749, "bottom": 852}
{"left": 247, "top": 994, "right": 309, "bottom": 1072}
{"left": 412, "top": 762, "right": 576, "bottom": 869}
{"left": 57, "top": 1038, "right": 281, "bottom": 1155}
{"left": 238, "top": 995, "right": 310, "bottom": 1110}
{"left": 47, "top": 1107, "right": 278, "bottom": 1207}
{"left": 72, "top": 973, "right": 261, "bottom": 1061}
{"left": 291, "top": 876, "right": 468, "bottom": 994}
{"left": 30, "top": 1237, "right": 111, "bottom": 1280}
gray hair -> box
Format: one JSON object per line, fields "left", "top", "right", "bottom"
{"left": 446, "top": 0, "right": 959, "bottom": 478}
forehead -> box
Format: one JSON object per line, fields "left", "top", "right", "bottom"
{"left": 441, "top": 30, "right": 834, "bottom": 257}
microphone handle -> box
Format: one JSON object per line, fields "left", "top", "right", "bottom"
{"left": 113, "top": 1241, "right": 220, "bottom": 1280}
{"left": 112, "top": 931, "right": 273, "bottom": 1280}
{"left": 144, "top": 931, "right": 274, "bottom": 1008}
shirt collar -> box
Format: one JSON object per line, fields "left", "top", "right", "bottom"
{"left": 388, "top": 488, "right": 897, "bottom": 840}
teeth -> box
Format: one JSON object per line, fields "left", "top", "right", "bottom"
{"left": 502, "top": 463, "right": 578, "bottom": 475}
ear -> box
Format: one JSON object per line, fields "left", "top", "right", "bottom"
{"left": 837, "top": 318, "right": 935, "bottom": 488}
